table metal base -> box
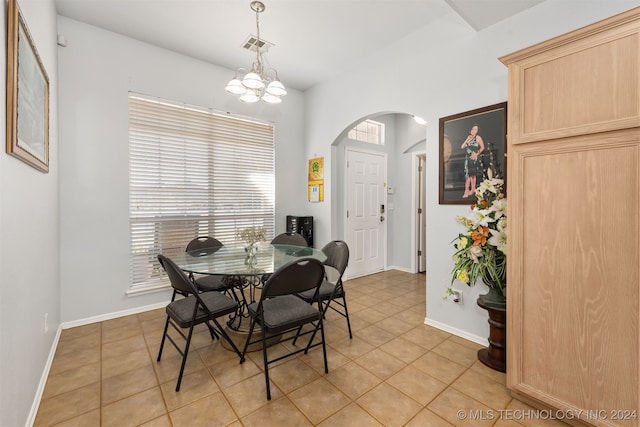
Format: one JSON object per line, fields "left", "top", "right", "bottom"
{"left": 220, "top": 318, "right": 282, "bottom": 353}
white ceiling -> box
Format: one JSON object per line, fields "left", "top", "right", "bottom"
{"left": 55, "top": 0, "right": 546, "bottom": 91}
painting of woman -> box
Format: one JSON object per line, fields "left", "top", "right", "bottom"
{"left": 439, "top": 102, "right": 506, "bottom": 204}
{"left": 461, "top": 124, "right": 484, "bottom": 198}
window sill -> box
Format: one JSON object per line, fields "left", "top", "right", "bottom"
{"left": 126, "top": 283, "right": 171, "bottom": 297}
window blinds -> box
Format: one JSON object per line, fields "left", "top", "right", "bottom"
{"left": 128, "top": 94, "right": 275, "bottom": 292}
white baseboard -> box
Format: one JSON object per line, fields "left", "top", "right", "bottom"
{"left": 385, "top": 265, "right": 414, "bottom": 274}
{"left": 26, "top": 326, "right": 62, "bottom": 427}
{"left": 344, "top": 265, "right": 417, "bottom": 281}
{"left": 424, "top": 316, "right": 487, "bottom": 346}
{"left": 61, "top": 301, "right": 168, "bottom": 329}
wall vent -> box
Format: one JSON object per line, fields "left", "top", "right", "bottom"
{"left": 242, "top": 35, "right": 274, "bottom": 53}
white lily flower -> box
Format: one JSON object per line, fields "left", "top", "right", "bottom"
{"left": 490, "top": 198, "right": 507, "bottom": 220}
{"left": 469, "top": 209, "right": 496, "bottom": 228}
{"left": 476, "top": 177, "right": 503, "bottom": 196}
{"left": 489, "top": 229, "right": 507, "bottom": 254}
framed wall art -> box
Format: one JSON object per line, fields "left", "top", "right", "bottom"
{"left": 6, "top": 0, "right": 50, "bottom": 173}
{"left": 308, "top": 157, "right": 324, "bottom": 202}
{"left": 439, "top": 102, "right": 506, "bottom": 204}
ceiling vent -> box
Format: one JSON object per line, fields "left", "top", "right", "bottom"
{"left": 242, "top": 35, "right": 274, "bottom": 53}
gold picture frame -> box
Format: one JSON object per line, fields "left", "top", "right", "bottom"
{"left": 6, "top": 0, "right": 50, "bottom": 173}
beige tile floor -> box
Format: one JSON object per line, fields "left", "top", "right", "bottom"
{"left": 34, "top": 270, "right": 565, "bottom": 427}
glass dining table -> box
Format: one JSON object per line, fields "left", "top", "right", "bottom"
{"left": 171, "top": 243, "right": 327, "bottom": 333}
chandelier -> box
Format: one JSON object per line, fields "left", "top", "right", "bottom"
{"left": 225, "top": 1, "right": 287, "bottom": 104}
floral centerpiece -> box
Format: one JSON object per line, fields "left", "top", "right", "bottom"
{"left": 448, "top": 169, "right": 507, "bottom": 305}
{"left": 237, "top": 226, "right": 266, "bottom": 249}
{"left": 237, "top": 226, "right": 266, "bottom": 265}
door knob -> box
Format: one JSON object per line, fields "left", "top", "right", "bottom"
{"left": 380, "top": 216, "right": 385, "bottom": 222}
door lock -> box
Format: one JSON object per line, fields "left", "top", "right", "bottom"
{"left": 380, "top": 216, "right": 385, "bottom": 222}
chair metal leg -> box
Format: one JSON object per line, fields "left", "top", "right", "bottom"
{"left": 175, "top": 324, "right": 196, "bottom": 392}
{"left": 205, "top": 321, "right": 220, "bottom": 340}
{"left": 319, "top": 317, "right": 329, "bottom": 373}
{"left": 261, "top": 325, "right": 271, "bottom": 400}
{"left": 240, "top": 318, "right": 257, "bottom": 364}
{"left": 304, "top": 300, "right": 325, "bottom": 350}
{"left": 157, "top": 316, "right": 171, "bottom": 361}
{"left": 291, "top": 325, "right": 304, "bottom": 345}
{"left": 212, "top": 318, "right": 242, "bottom": 359}
{"left": 322, "top": 291, "right": 353, "bottom": 340}
{"left": 341, "top": 295, "right": 353, "bottom": 339}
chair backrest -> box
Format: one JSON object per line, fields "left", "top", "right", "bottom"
{"left": 158, "top": 254, "right": 199, "bottom": 296}
{"left": 271, "top": 232, "right": 308, "bottom": 246}
{"left": 185, "top": 236, "right": 223, "bottom": 252}
{"left": 321, "top": 240, "right": 349, "bottom": 279}
{"left": 261, "top": 257, "right": 325, "bottom": 299}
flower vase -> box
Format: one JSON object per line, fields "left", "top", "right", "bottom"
{"left": 244, "top": 243, "right": 258, "bottom": 265}
{"left": 477, "top": 289, "right": 506, "bottom": 373}
{"left": 479, "top": 286, "right": 506, "bottom": 308}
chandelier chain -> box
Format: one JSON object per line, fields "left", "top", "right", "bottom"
{"left": 254, "top": 4, "right": 262, "bottom": 74}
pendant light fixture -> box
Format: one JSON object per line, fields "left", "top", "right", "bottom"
{"left": 225, "top": 1, "right": 287, "bottom": 104}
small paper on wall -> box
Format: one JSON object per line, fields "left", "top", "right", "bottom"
{"left": 308, "top": 157, "right": 324, "bottom": 202}
{"left": 309, "top": 185, "right": 320, "bottom": 202}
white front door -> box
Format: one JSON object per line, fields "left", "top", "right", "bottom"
{"left": 346, "top": 148, "right": 386, "bottom": 277}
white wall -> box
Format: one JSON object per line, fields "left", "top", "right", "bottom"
{"left": 57, "top": 16, "right": 306, "bottom": 322}
{"left": 305, "top": 0, "right": 640, "bottom": 342}
{"left": 0, "top": 1, "right": 59, "bottom": 425}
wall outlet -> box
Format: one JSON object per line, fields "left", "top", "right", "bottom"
{"left": 451, "top": 290, "right": 463, "bottom": 304}
{"left": 44, "top": 313, "right": 49, "bottom": 334}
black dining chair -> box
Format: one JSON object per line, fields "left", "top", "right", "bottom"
{"left": 156, "top": 254, "right": 242, "bottom": 391}
{"left": 240, "top": 257, "right": 327, "bottom": 400}
{"left": 185, "top": 236, "right": 229, "bottom": 293}
{"left": 294, "top": 240, "right": 352, "bottom": 340}
{"left": 259, "top": 232, "right": 310, "bottom": 285}
{"left": 270, "top": 231, "right": 308, "bottom": 246}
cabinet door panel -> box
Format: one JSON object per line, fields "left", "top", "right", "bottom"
{"left": 522, "top": 34, "right": 638, "bottom": 135}
{"left": 508, "top": 133, "right": 640, "bottom": 423}
{"left": 502, "top": 9, "right": 640, "bottom": 145}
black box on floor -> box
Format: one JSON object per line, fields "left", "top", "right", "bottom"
{"left": 286, "top": 215, "right": 313, "bottom": 247}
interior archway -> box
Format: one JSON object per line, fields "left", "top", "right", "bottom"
{"left": 329, "top": 112, "right": 427, "bottom": 277}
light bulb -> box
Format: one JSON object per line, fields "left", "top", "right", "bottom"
{"left": 239, "top": 90, "right": 260, "bottom": 103}
{"left": 242, "top": 72, "right": 265, "bottom": 90}
{"left": 265, "top": 80, "right": 287, "bottom": 97}
{"left": 262, "top": 93, "right": 282, "bottom": 104}
{"left": 225, "top": 78, "right": 247, "bottom": 95}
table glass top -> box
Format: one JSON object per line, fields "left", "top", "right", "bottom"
{"left": 170, "top": 243, "right": 326, "bottom": 276}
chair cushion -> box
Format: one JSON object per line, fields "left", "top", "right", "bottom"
{"left": 194, "top": 274, "right": 227, "bottom": 292}
{"left": 167, "top": 292, "right": 238, "bottom": 328}
{"left": 296, "top": 280, "right": 341, "bottom": 301}
{"left": 247, "top": 295, "right": 321, "bottom": 333}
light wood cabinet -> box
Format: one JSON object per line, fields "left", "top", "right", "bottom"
{"left": 500, "top": 8, "right": 640, "bottom": 427}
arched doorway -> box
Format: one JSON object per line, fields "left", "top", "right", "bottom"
{"left": 330, "top": 112, "right": 427, "bottom": 278}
